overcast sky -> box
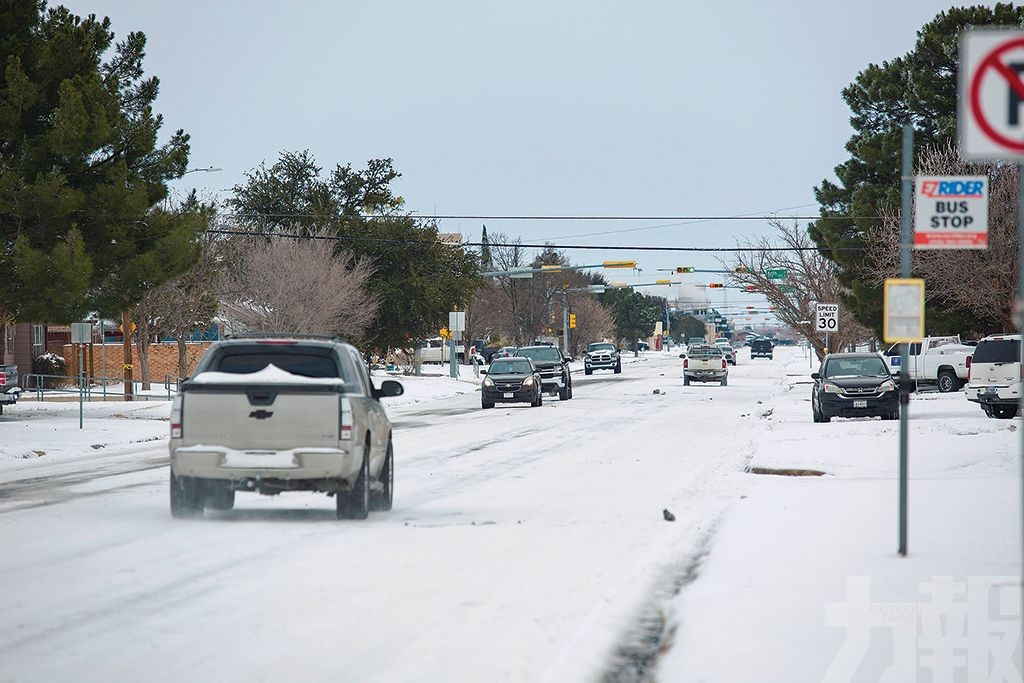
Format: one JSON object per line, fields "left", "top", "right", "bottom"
{"left": 61, "top": 0, "right": 960, "bottom": 310}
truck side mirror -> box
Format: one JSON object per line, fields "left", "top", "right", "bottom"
{"left": 373, "top": 379, "right": 404, "bottom": 399}
{"left": 811, "top": 372, "right": 821, "bottom": 381}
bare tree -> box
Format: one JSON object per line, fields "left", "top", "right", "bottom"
{"left": 568, "top": 293, "right": 614, "bottom": 355}
{"left": 219, "top": 228, "right": 379, "bottom": 341}
{"left": 153, "top": 239, "right": 221, "bottom": 377}
{"left": 727, "top": 219, "right": 874, "bottom": 359}
{"left": 863, "top": 142, "right": 1017, "bottom": 334}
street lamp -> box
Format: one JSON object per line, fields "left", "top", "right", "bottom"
{"left": 183, "top": 166, "right": 222, "bottom": 174}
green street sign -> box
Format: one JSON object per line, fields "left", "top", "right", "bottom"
{"left": 766, "top": 268, "right": 788, "bottom": 280}
{"left": 778, "top": 285, "right": 795, "bottom": 294}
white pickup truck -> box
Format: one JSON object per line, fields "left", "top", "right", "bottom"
{"left": 416, "top": 337, "right": 466, "bottom": 364}
{"left": 169, "top": 337, "right": 403, "bottom": 519}
{"left": 681, "top": 345, "right": 728, "bottom": 386}
{"left": 0, "top": 363, "right": 20, "bottom": 415}
{"left": 884, "top": 335, "right": 973, "bottom": 393}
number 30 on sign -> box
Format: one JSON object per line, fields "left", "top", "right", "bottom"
{"left": 816, "top": 303, "right": 839, "bottom": 331}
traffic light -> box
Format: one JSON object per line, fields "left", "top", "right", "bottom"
{"left": 569, "top": 314, "right": 577, "bottom": 329}
{"left": 675, "top": 266, "right": 695, "bottom": 274}
{"left": 708, "top": 283, "right": 724, "bottom": 288}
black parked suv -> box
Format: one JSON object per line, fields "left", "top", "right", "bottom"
{"left": 515, "top": 345, "right": 573, "bottom": 400}
{"left": 811, "top": 353, "right": 898, "bottom": 422}
{"left": 481, "top": 357, "right": 543, "bottom": 409}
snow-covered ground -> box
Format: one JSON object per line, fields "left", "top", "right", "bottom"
{"left": 0, "top": 347, "right": 1019, "bottom": 681}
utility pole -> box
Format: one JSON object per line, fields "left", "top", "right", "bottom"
{"left": 122, "top": 309, "right": 133, "bottom": 401}
{"left": 898, "top": 124, "right": 913, "bottom": 556}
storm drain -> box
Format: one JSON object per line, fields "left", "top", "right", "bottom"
{"left": 748, "top": 466, "right": 826, "bottom": 477}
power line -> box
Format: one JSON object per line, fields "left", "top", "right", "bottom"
{"left": 205, "top": 228, "right": 867, "bottom": 252}
{"left": 218, "top": 212, "right": 870, "bottom": 222}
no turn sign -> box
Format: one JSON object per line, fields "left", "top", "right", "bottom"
{"left": 960, "top": 30, "right": 1024, "bottom": 159}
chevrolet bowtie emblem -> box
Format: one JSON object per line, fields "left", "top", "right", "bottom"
{"left": 249, "top": 410, "right": 274, "bottom": 420}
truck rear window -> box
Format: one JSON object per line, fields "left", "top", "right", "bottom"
{"left": 972, "top": 339, "right": 1020, "bottom": 364}
{"left": 215, "top": 352, "right": 341, "bottom": 378}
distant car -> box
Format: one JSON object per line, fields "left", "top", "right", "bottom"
{"left": 494, "top": 346, "right": 518, "bottom": 359}
{"left": 515, "top": 345, "right": 573, "bottom": 400}
{"left": 713, "top": 338, "right": 736, "bottom": 365}
{"left": 681, "top": 345, "right": 728, "bottom": 386}
{"left": 811, "top": 352, "right": 897, "bottom": 423}
{"left": 481, "top": 357, "right": 543, "bottom": 409}
{"left": 687, "top": 337, "right": 705, "bottom": 347}
{"left": 750, "top": 339, "right": 774, "bottom": 360}
{"left": 635, "top": 341, "right": 650, "bottom": 352}
{"left": 964, "top": 334, "right": 1021, "bottom": 419}
{"left": 585, "top": 342, "right": 621, "bottom": 375}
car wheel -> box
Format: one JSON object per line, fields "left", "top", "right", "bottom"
{"left": 338, "top": 445, "right": 370, "bottom": 520}
{"left": 567, "top": 382, "right": 574, "bottom": 399}
{"left": 683, "top": 376, "right": 690, "bottom": 386}
{"left": 369, "top": 439, "right": 394, "bottom": 512}
{"left": 205, "top": 484, "right": 235, "bottom": 511}
{"left": 937, "top": 370, "right": 961, "bottom": 393}
{"left": 170, "top": 471, "right": 204, "bottom": 518}
{"left": 720, "top": 377, "right": 728, "bottom": 387}
{"left": 614, "top": 363, "right": 621, "bottom": 374}
{"left": 992, "top": 404, "right": 1018, "bottom": 419}
{"left": 482, "top": 400, "right": 494, "bottom": 409}
{"left": 559, "top": 384, "right": 569, "bottom": 401}
{"left": 585, "top": 367, "right": 593, "bottom": 375}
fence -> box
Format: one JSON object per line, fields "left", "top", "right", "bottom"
{"left": 22, "top": 373, "right": 185, "bottom": 402}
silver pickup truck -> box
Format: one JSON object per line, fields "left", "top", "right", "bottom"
{"left": 169, "top": 337, "right": 403, "bottom": 519}
{"left": 0, "top": 364, "right": 21, "bottom": 415}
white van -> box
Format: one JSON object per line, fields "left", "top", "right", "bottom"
{"left": 964, "top": 334, "right": 1021, "bottom": 419}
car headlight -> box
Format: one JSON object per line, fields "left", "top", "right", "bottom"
{"left": 523, "top": 376, "right": 535, "bottom": 387}
{"left": 879, "top": 379, "right": 896, "bottom": 392}
{"left": 823, "top": 382, "right": 842, "bottom": 394}
{"left": 483, "top": 377, "right": 494, "bottom": 387}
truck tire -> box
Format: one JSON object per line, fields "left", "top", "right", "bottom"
{"left": 614, "top": 363, "right": 621, "bottom": 374}
{"left": 170, "top": 471, "right": 204, "bottom": 518}
{"left": 482, "top": 400, "right": 494, "bottom": 409}
{"left": 720, "top": 377, "right": 728, "bottom": 387}
{"left": 937, "top": 370, "right": 960, "bottom": 393}
{"left": 559, "top": 384, "right": 569, "bottom": 401}
{"left": 338, "top": 445, "right": 370, "bottom": 520}
{"left": 992, "top": 404, "right": 1018, "bottom": 419}
{"left": 683, "top": 376, "right": 690, "bottom": 386}
{"left": 369, "top": 440, "right": 394, "bottom": 512}
{"left": 585, "top": 368, "right": 592, "bottom": 375}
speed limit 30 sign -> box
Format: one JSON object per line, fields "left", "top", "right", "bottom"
{"left": 815, "top": 303, "right": 839, "bottom": 332}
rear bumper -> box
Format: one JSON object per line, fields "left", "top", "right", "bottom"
{"left": 966, "top": 383, "right": 1021, "bottom": 405}
{"left": 170, "top": 444, "right": 360, "bottom": 482}
{"left": 0, "top": 389, "right": 19, "bottom": 404}
{"left": 685, "top": 370, "right": 727, "bottom": 382}
{"left": 820, "top": 392, "right": 898, "bottom": 417}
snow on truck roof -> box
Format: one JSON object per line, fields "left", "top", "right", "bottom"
{"left": 190, "top": 364, "right": 346, "bottom": 385}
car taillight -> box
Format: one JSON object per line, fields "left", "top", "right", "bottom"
{"left": 339, "top": 397, "right": 353, "bottom": 440}
{"left": 170, "top": 396, "right": 183, "bottom": 438}
{"left": 684, "top": 359, "right": 688, "bottom": 368}
{"left": 722, "top": 359, "right": 727, "bottom": 369}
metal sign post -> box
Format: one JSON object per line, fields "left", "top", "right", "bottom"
{"left": 448, "top": 312, "right": 465, "bottom": 379}
{"left": 959, "top": 28, "right": 1024, "bottom": 618}
{"left": 71, "top": 323, "right": 92, "bottom": 429}
{"left": 898, "top": 124, "right": 915, "bottom": 556}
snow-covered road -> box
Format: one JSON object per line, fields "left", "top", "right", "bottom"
{"left": 0, "top": 350, "right": 783, "bottom": 682}
{"left": 3, "top": 347, "right": 1017, "bottom": 681}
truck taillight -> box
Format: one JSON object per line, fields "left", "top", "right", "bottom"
{"left": 722, "top": 359, "right": 727, "bottom": 369}
{"left": 170, "top": 396, "right": 183, "bottom": 438}
{"left": 683, "top": 358, "right": 688, "bottom": 368}
{"left": 0, "top": 372, "right": 6, "bottom": 384}
{"left": 340, "top": 397, "right": 353, "bottom": 440}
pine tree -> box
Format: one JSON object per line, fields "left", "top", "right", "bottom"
{"left": 480, "top": 225, "right": 492, "bottom": 269}
{"left": 0, "top": 1, "right": 198, "bottom": 321}
{"left": 811, "top": 3, "right": 1024, "bottom": 335}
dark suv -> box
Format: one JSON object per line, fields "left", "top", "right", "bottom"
{"left": 481, "top": 357, "right": 543, "bottom": 409}
{"left": 750, "top": 339, "right": 774, "bottom": 360}
{"left": 811, "top": 353, "right": 898, "bottom": 422}
{"left": 515, "top": 345, "right": 573, "bottom": 400}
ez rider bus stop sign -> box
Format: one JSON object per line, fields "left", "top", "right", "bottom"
{"left": 960, "top": 30, "right": 1024, "bottom": 159}
{"left": 913, "top": 176, "right": 988, "bottom": 249}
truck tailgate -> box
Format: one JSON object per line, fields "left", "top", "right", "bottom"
{"left": 181, "top": 385, "right": 341, "bottom": 450}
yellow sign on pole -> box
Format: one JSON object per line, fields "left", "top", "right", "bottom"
{"left": 569, "top": 314, "right": 577, "bottom": 329}
{"left": 603, "top": 260, "right": 637, "bottom": 269}
{"left": 883, "top": 278, "right": 925, "bottom": 343}
{"left": 439, "top": 327, "right": 450, "bottom": 339}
